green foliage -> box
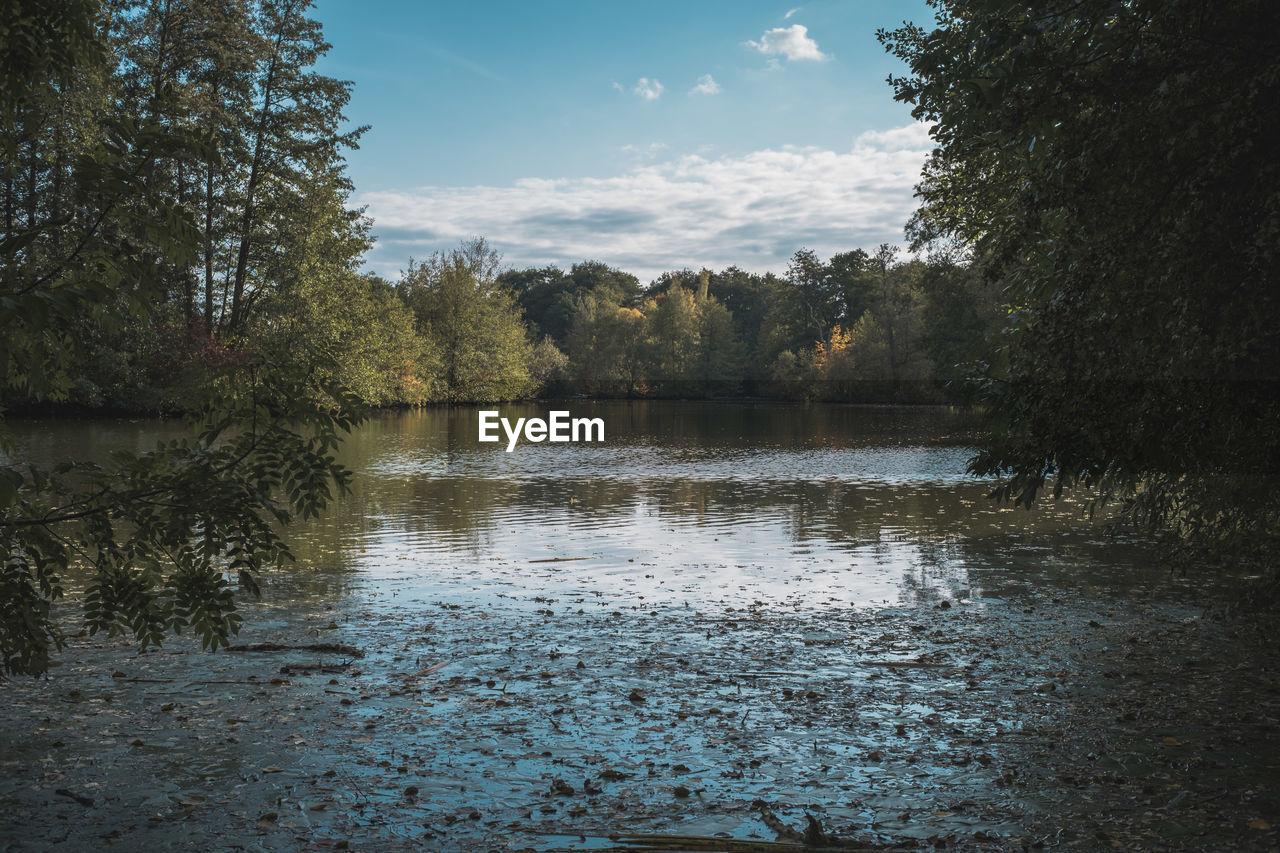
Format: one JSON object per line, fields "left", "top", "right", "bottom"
{"left": 693, "top": 298, "right": 746, "bottom": 395}
{"left": 1, "top": 358, "right": 361, "bottom": 676}
{"left": 880, "top": 0, "right": 1280, "bottom": 542}
{"left": 565, "top": 294, "right": 647, "bottom": 396}
{"left": 398, "top": 239, "right": 534, "bottom": 402}
{"left": 1, "top": 0, "right": 362, "bottom": 676}
{"left": 918, "top": 251, "right": 1000, "bottom": 391}
{"left": 644, "top": 287, "right": 701, "bottom": 392}
{"left": 479, "top": 249, "right": 999, "bottom": 402}
{"left": 500, "top": 260, "right": 640, "bottom": 346}
{"left": 526, "top": 336, "right": 569, "bottom": 396}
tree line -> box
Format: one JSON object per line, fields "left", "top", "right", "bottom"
{"left": 0, "top": 2, "right": 1003, "bottom": 413}
{"left": 30, "top": 229, "right": 1006, "bottom": 410}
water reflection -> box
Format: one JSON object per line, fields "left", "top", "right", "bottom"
{"left": 7, "top": 403, "right": 1181, "bottom": 614}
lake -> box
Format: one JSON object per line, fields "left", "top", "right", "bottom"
{"left": 6, "top": 401, "right": 1180, "bottom": 609}
{"left": 1, "top": 403, "right": 1274, "bottom": 851}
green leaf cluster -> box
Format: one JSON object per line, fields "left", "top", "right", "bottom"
{"left": 879, "top": 0, "right": 1280, "bottom": 543}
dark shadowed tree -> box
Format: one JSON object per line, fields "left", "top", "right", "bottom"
{"left": 1, "top": 0, "right": 363, "bottom": 676}
{"left": 880, "top": 0, "right": 1280, "bottom": 542}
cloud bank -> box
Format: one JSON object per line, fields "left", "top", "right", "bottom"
{"left": 746, "top": 24, "right": 826, "bottom": 62}
{"left": 360, "top": 123, "right": 933, "bottom": 282}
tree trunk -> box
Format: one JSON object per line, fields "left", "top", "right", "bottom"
{"left": 229, "top": 4, "right": 293, "bottom": 332}
{"left": 204, "top": 161, "right": 215, "bottom": 327}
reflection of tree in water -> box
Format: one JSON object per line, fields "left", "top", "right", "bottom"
{"left": 8, "top": 404, "right": 1175, "bottom": 611}
{"left": 288, "top": 402, "right": 1126, "bottom": 589}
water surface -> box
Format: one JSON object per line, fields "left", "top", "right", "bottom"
{"left": 6, "top": 403, "right": 1260, "bottom": 852}
{"left": 8, "top": 401, "right": 1182, "bottom": 610}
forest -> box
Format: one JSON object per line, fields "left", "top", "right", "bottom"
{"left": 0, "top": 3, "right": 1001, "bottom": 416}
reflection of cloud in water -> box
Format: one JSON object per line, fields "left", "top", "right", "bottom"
{"left": 7, "top": 402, "right": 1178, "bottom": 615}
{"left": 279, "top": 403, "right": 1171, "bottom": 612}
{"left": 367, "top": 443, "right": 979, "bottom": 486}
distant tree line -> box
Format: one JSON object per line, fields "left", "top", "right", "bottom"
{"left": 18, "top": 225, "right": 1005, "bottom": 410}
{"left": 497, "top": 242, "right": 1000, "bottom": 403}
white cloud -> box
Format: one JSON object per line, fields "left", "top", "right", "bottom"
{"left": 746, "top": 24, "right": 826, "bottom": 62}
{"left": 621, "top": 142, "right": 669, "bottom": 160}
{"left": 853, "top": 123, "right": 933, "bottom": 150}
{"left": 359, "top": 123, "right": 935, "bottom": 282}
{"left": 689, "top": 74, "right": 720, "bottom": 96}
{"left": 611, "top": 81, "right": 624, "bottom": 92}
{"left": 633, "top": 77, "right": 664, "bottom": 100}
{"left": 784, "top": 7, "right": 800, "bottom": 19}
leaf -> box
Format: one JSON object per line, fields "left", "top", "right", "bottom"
{"left": 0, "top": 466, "right": 21, "bottom": 507}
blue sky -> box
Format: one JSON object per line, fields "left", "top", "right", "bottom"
{"left": 314, "top": 0, "right": 937, "bottom": 281}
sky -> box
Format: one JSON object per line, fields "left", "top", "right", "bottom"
{"left": 313, "top": 0, "right": 938, "bottom": 283}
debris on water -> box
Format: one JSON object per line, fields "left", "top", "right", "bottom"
{"left": 226, "top": 642, "right": 363, "bottom": 657}
{"left": 3, "top": 563, "right": 1279, "bottom": 850}
{"left": 54, "top": 789, "right": 93, "bottom": 808}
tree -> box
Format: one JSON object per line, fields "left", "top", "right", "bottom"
{"left": 565, "top": 294, "right": 647, "bottom": 396}
{"left": 644, "top": 287, "right": 700, "bottom": 395}
{"left": 110, "top": 0, "right": 366, "bottom": 333}
{"left": 501, "top": 260, "right": 640, "bottom": 346}
{"left": 880, "top": 0, "right": 1280, "bottom": 542}
{"left": 785, "top": 248, "right": 841, "bottom": 345}
{"left": 397, "top": 239, "right": 534, "bottom": 402}
{"left": 867, "top": 244, "right": 928, "bottom": 392}
{"left": 917, "top": 250, "right": 1000, "bottom": 393}
{"left": 692, "top": 298, "right": 746, "bottom": 395}
{"left": 707, "top": 266, "right": 776, "bottom": 367}
{"left": 827, "top": 249, "right": 874, "bottom": 329}
{"left": 1, "top": 0, "right": 362, "bottom": 676}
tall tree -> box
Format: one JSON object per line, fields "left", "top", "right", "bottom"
{"left": 693, "top": 298, "right": 746, "bottom": 395}
{"left": 1, "top": 0, "right": 362, "bottom": 676}
{"left": 880, "top": 0, "right": 1280, "bottom": 541}
{"left": 565, "top": 294, "right": 647, "bottom": 396}
{"left": 398, "top": 240, "right": 534, "bottom": 402}
{"left": 785, "top": 248, "right": 841, "bottom": 345}
{"left": 644, "top": 287, "right": 701, "bottom": 394}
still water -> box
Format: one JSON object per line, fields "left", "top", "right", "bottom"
{"left": 10, "top": 401, "right": 1179, "bottom": 610}
{"left": 6, "top": 402, "right": 1253, "bottom": 852}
